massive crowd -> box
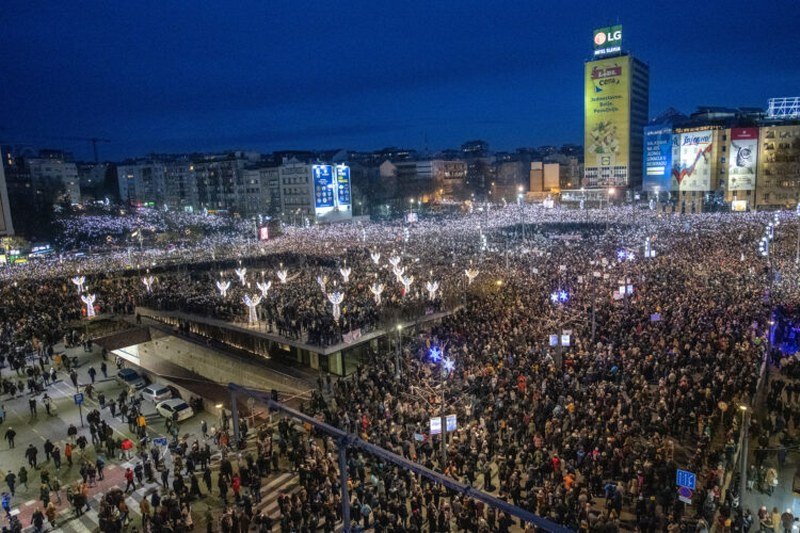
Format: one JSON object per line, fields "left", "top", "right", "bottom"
{"left": 2, "top": 203, "right": 797, "bottom": 531}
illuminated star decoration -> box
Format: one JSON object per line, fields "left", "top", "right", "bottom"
{"left": 550, "top": 290, "right": 569, "bottom": 304}
{"left": 442, "top": 357, "right": 455, "bottom": 374}
{"left": 428, "top": 346, "right": 443, "bottom": 363}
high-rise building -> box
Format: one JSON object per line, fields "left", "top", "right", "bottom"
{"left": 583, "top": 25, "right": 649, "bottom": 190}
{"left": 0, "top": 162, "right": 14, "bottom": 236}
{"left": 26, "top": 153, "right": 81, "bottom": 204}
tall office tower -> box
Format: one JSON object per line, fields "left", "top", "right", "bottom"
{"left": 583, "top": 25, "right": 649, "bottom": 189}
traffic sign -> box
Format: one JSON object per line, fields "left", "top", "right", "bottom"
{"left": 429, "top": 417, "right": 442, "bottom": 435}
{"left": 153, "top": 437, "right": 168, "bottom": 447}
{"left": 677, "top": 486, "right": 693, "bottom": 504}
{"left": 73, "top": 393, "right": 84, "bottom": 405}
{"left": 676, "top": 469, "right": 696, "bottom": 490}
{"left": 446, "top": 414, "right": 457, "bottom": 432}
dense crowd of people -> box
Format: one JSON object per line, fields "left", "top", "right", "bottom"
{"left": 2, "top": 203, "right": 798, "bottom": 532}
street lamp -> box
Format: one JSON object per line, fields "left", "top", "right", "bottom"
{"left": 427, "top": 344, "right": 454, "bottom": 469}
{"left": 395, "top": 324, "right": 403, "bottom": 378}
{"left": 739, "top": 403, "right": 750, "bottom": 531}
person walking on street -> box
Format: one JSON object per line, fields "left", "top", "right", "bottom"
{"left": 100, "top": 361, "right": 107, "bottom": 378}
{"left": 69, "top": 369, "right": 78, "bottom": 389}
{"left": 25, "top": 444, "right": 38, "bottom": 469}
{"left": 5, "top": 471, "right": 16, "bottom": 496}
{"left": 28, "top": 398, "right": 37, "bottom": 419}
{"left": 124, "top": 467, "right": 135, "bottom": 492}
{"left": 5, "top": 427, "right": 16, "bottom": 448}
{"left": 87, "top": 366, "right": 96, "bottom": 384}
{"left": 18, "top": 467, "right": 28, "bottom": 490}
{"left": 65, "top": 442, "right": 73, "bottom": 467}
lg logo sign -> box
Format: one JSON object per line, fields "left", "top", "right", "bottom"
{"left": 595, "top": 29, "right": 622, "bottom": 46}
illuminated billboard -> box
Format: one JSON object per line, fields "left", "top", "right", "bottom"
{"left": 335, "top": 165, "right": 351, "bottom": 207}
{"left": 672, "top": 130, "right": 713, "bottom": 191}
{"left": 643, "top": 125, "right": 673, "bottom": 192}
{"left": 312, "top": 165, "right": 335, "bottom": 209}
{"left": 593, "top": 25, "right": 622, "bottom": 57}
{"left": 728, "top": 127, "right": 758, "bottom": 191}
{"left": 584, "top": 56, "right": 631, "bottom": 188}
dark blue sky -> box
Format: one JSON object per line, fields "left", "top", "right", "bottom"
{"left": 2, "top": 0, "right": 798, "bottom": 161}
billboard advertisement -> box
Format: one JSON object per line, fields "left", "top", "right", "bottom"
{"left": 584, "top": 56, "right": 631, "bottom": 188}
{"left": 335, "top": 164, "right": 351, "bottom": 207}
{"left": 728, "top": 127, "right": 758, "bottom": 191}
{"left": 643, "top": 125, "right": 673, "bottom": 192}
{"left": 672, "top": 130, "right": 713, "bottom": 191}
{"left": 312, "top": 165, "right": 335, "bottom": 209}
{"left": 593, "top": 25, "right": 623, "bottom": 57}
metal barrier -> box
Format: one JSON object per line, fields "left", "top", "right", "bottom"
{"left": 228, "top": 382, "right": 573, "bottom": 533}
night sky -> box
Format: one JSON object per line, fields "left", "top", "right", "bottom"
{"left": 2, "top": 1, "right": 798, "bottom": 161}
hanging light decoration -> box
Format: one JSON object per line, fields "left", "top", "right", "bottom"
{"left": 370, "top": 283, "right": 384, "bottom": 305}
{"left": 71, "top": 276, "right": 86, "bottom": 294}
{"left": 401, "top": 275, "right": 414, "bottom": 297}
{"left": 81, "top": 293, "right": 97, "bottom": 319}
{"left": 327, "top": 291, "right": 345, "bottom": 322}
{"left": 425, "top": 280, "right": 440, "bottom": 300}
{"left": 316, "top": 274, "right": 328, "bottom": 293}
{"left": 242, "top": 294, "right": 262, "bottom": 325}
{"left": 256, "top": 280, "right": 272, "bottom": 299}
{"left": 142, "top": 275, "right": 156, "bottom": 294}
{"left": 235, "top": 267, "right": 247, "bottom": 285}
{"left": 216, "top": 280, "right": 231, "bottom": 298}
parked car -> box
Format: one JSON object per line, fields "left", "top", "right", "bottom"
{"left": 156, "top": 399, "right": 194, "bottom": 422}
{"left": 116, "top": 368, "right": 147, "bottom": 390}
{"left": 140, "top": 384, "right": 172, "bottom": 403}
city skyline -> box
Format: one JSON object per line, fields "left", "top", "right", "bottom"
{"left": 1, "top": 0, "right": 798, "bottom": 161}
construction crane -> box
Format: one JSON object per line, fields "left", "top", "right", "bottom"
{"left": 0, "top": 131, "right": 111, "bottom": 162}
{"left": 61, "top": 136, "right": 111, "bottom": 163}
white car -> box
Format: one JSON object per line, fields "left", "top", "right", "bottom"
{"left": 155, "top": 399, "right": 194, "bottom": 422}
{"left": 141, "top": 384, "right": 172, "bottom": 403}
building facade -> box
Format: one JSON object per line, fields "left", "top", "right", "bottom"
{"left": 26, "top": 156, "right": 81, "bottom": 204}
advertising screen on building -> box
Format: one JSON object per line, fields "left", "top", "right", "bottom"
{"left": 335, "top": 165, "right": 351, "bottom": 207}
{"left": 672, "top": 130, "right": 713, "bottom": 191}
{"left": 643, "top": 125, "right": 673, "bottom": 192}
{"left": 312, "top": 165, "right": 335, "bottom": 209}
{"left": 584, "top": 56, "right": 631, "bottom": 188}
{"left": 593, "top": 25, "right": 622, "bottom": 57}
{"left": 728, "top": 127, "right": 758, "bottom": 191}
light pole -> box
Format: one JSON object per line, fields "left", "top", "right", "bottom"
{"left": 606, "top": 188, "right": 616, "bottom": 231}
{"left": 427, "top": 345, "right": 454, "bottom": 469}
{"left": 739, "top": 403, "right": 749, "bottom": 532}
{"left": 517, "top": 185, "right": 525, "bottom": 241}
{"left": 395, "top": 324, "right": 403, "bottom": 378}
